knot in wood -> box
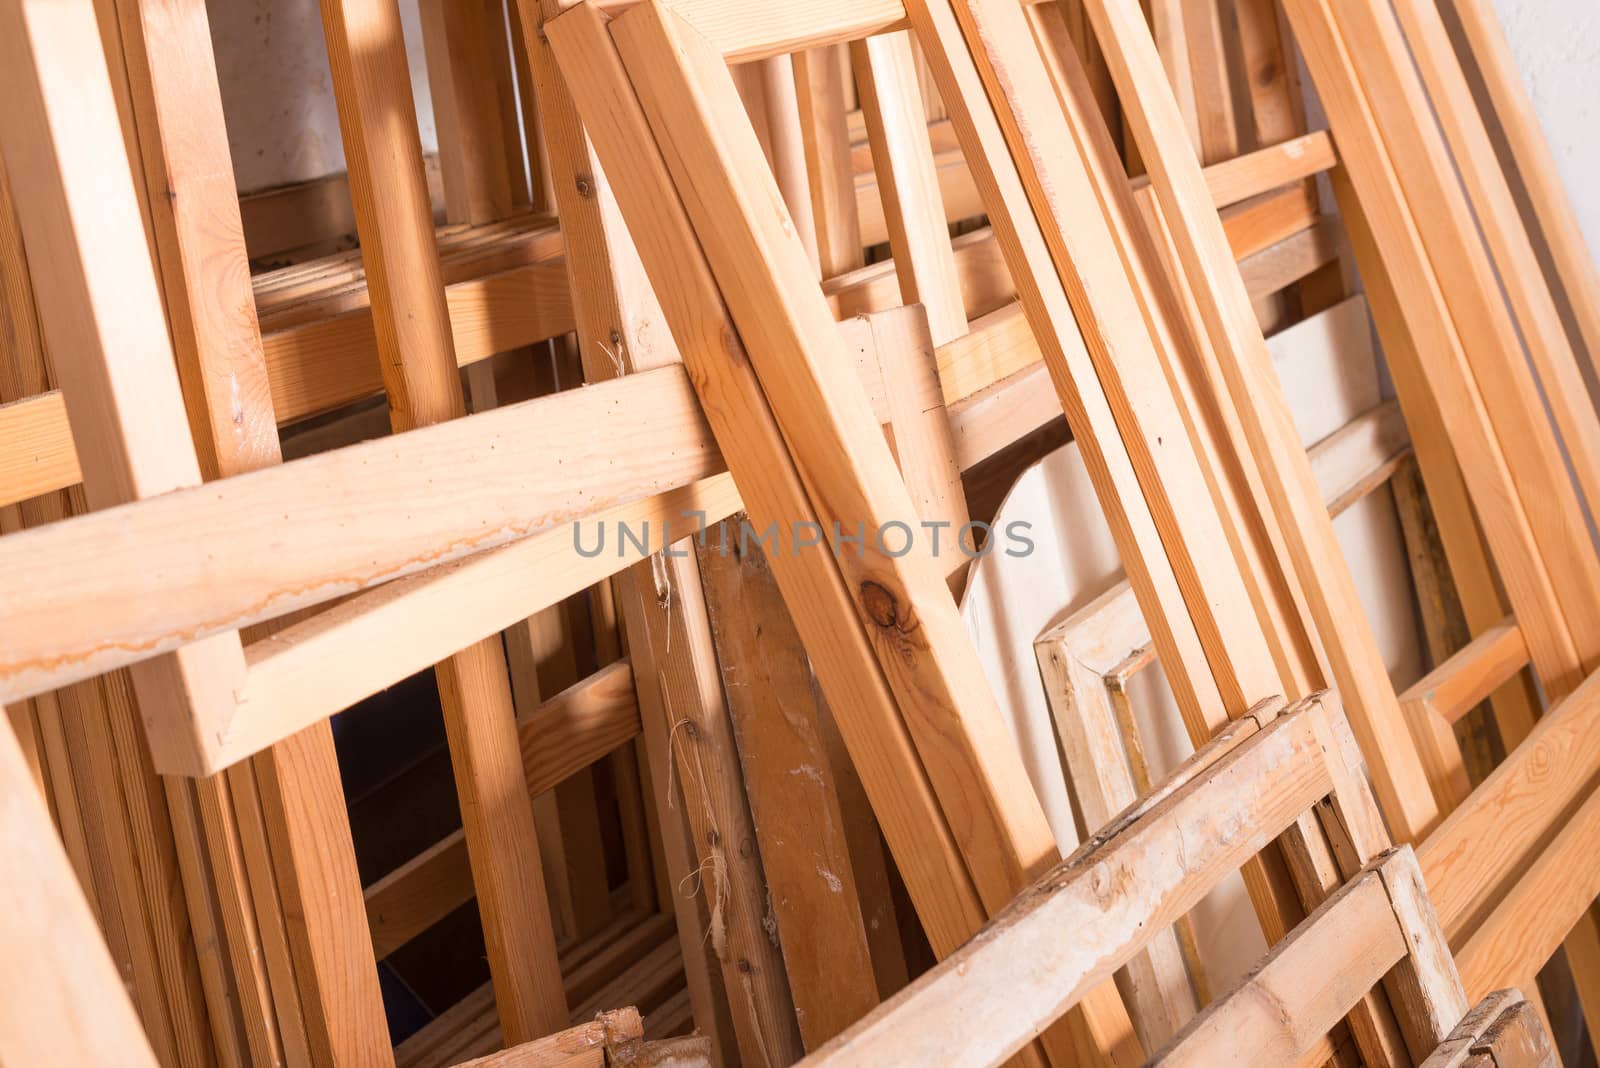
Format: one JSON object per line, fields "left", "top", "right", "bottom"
{"left": 860, "top": 580, "right": 903, "bottom": 630}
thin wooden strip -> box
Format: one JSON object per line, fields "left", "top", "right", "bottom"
{"left": 1155, "top": 868, "right": 1407, "bottom": 1066}
{"left": 595, "top": 0, "right": 909, "bottom": 63}
{"left": 0, "top": 391, "right": 80, "bottom": 508}
{"left": 524, "top": 0, "right": 789, "bottom": 1052}
{"left": 107, "top": 4, "right": 380, "bottom": 1063}
{"left": 1184, "top": 130, "right": 1335, "bottom": 209}
{"left": 0, "top": 365, "right": 720, "bottom": 709}
{"left": 1386, "top": 0, "right": 1600, "bottom": 547}
{"left": 852, "top": 29, "right": 969, "bottom": 345}
{"left": 609, "top": 0, "right": 1060, "bottom": 921}
{"left": 793, "top": 45, "right": 865, "bottom": 277}
{"left": 1453, "top": 781, "right": 1600, "bottom": 1003}
{"left": 1296, "top": 0, "right": 1590, "bottom": 768}
{"left": 1400, "top": 617, "right": 1528, "bottom": 728}
{"left": 548, "top": 0, "right": 996, "bottom": 1032}
{"left": 911, "top": 0, "right": 1238, "bottom": 744}
{"left": 365, "top": 662, "right": 642, "bottom": 959}
{"left": 1323, "top": 0, "right": 1600, "bottom": 667}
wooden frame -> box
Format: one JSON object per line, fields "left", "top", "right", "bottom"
{"left": 802, "top": 693, "right": 1486, "bottom": 1067}
{"left": 1033, "top": 389, "right": 1410, "bottom": 1043}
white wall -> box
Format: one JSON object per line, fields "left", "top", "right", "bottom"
{"left": 209, "top": 0, "right": 436, "bottom": 194}
{"left": 1491, "top": 0, "right": 1600, "bottom": 264}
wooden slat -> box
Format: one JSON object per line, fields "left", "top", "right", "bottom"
{"left": 320, "top": 0, "right": 564, "bottom": 1047}
{"left": 596, "top": 0, "right": 909, "bottom": 63}
{"left": 0, "top": 391, "right": 79, "bottom": 508}
{"left": 851, "top": 30, "right": 968, "bottom": 345}
{"left": 1157, "top": 862, "right": 1411, "bottom": 1066}
{"left": 1320, "top": 0, "right": 1600, "bottom": 669}
{"left": 0, "top": 714, "right": 161, "bottom": 1067}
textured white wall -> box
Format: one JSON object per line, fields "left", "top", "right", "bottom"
{"left": 209, "top": 0, "right": 437, "bottom": 194}
{"left": 1491, "top": 0, "right": 1600, "bottom": 266}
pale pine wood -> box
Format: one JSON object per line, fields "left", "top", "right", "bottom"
{"left": 851, "top": 29, "right": 969, "bottom": 345}
{"left": 1178, "top": 0, "right": 1238, "bottom": 165}
{"left": 605, "top": 0, "right": 1061, "bottom": 929}
{"left": 1320, "top": 0, "right": 1600, "bottom": 667}
{"left": 1077, "top": 0, "right": 1439, "bottom": 836}
{"left": 319, "top": 0, "right": 564, "bottom": 1047}
{"left": 0, "top": 390, "right": 80, "bottom": 508}
{"left": 420, "top": 0, "right": 518, "bottom": 225}
{"left": 545, "top": 10, "right": 1130, "bottom": 1066}
{"left": 0, "top": 365, "right": 723, "bottom": 709}
{"left": 597, "top": 0, "right": 909, "bottom": 62}
{"left": 1386, "top": 0, "right": 1600, "bottom": 538}
{"left": 793, "top": 45, "right": 865, "bottom": 277}
{"left": 106, "top": 5, "right": 388, "bottom": 1062}
{"left": 0, "top": 715, "right": 161, "bottom": 1067}
{"left": 910, "top": 0, "right": 1236, "bottom": 739}
{"left": 519, "top": 0, "right": 783, "bottom": 1051}
{"left": 0, "top": 0, "right": 246, "bottom": 777}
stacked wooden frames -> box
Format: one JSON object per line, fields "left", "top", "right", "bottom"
{"left": 804, "top": 694, "right": 1492, "bottom": 1068}
{"left": 1049, "top": 0, "right": 1600, "bottom": 1049}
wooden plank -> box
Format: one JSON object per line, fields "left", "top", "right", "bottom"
{"left": 420, "top": 0, "right": 517, "bottom": 225}
{"left": 107, "top": 4, "right": 389, "bottom": 1063}
{"left": 0, "top": 365, "right": 722, "bottom": 709}
{"left": 1419, "top": 667, "right": 1600, "bottom": 939}
{"left": 1157, "top": 865, "right": 1408, "bottom": 1067}
{"left": 454, "top": 1008, "right": 644, "bottom": 1068}
{"left": 1078, "top": 0, "right": 1441, "bottom": 836}
{"left": 0, "top": 714, "right": 161, "bottom": 1067}
{"left": 911, "top": 0, "right": 1239, "bottom": 742}
{"left": 366, "top": 661, "right": 644, "bottom": 960}
{"left": 519, "top": 0, "right": 772, "bottom": 1052}
{"left": 851, "top": 29, "right": 968, "bottom": 344}
{"left": 1179, "top": 0, "right": 1238, "bottom": 165}
{"left": 1401, "top": 619, "right": 1529, "bottom": 729}
{"left": 605, "top": 0, "right": 1059, "bottom": 921}
{"left": 596, "top": 0, "right": 909, "bottom": 63}
{"left": 319, "top": 0, "right": 564, "bottom": 1048}
{"left": 695, "top": 523, "right": 885, "bottom": 1051}
{"left": 793, "top": 45, "right": 865, "bottom": 277}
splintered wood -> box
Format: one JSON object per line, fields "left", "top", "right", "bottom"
{"left": 2, "top": 0, "right": 1600, "bottom": 1063}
